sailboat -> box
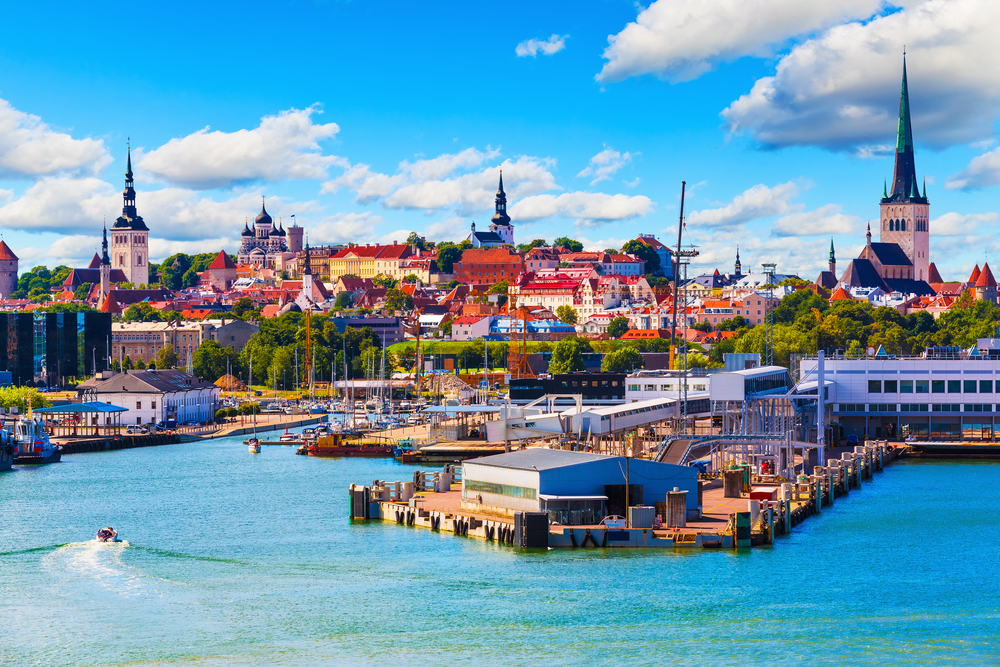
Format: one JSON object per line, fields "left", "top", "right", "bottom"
{"left": 245, "top": 354, "right": 261, "bottom": 453}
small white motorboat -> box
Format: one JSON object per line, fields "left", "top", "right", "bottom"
{"left": 96, "top": 527, "right": 119, "bottom": 542}
{"left": 247, "top": 438, "right": 261, "bottom": 453}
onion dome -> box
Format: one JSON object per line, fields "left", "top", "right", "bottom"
{"left": 273, "top": 220, "right": 286, "bottom": 236}
{"left": 255, "top": 200, "right": 272, "bottom": 226}
{"left": 241, "top": 218, "right": 253, "bottom": 237}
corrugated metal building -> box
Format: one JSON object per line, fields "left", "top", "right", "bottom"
{"left": 462, "top": 448, "right": 697, "bottom": 523}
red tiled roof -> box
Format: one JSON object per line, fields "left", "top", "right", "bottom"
{"left": 975, "top": 262, "right": 997, "bottom": 288}
{"left": 968, "top": 264, "right": 981, "bottom": 285}
{"left": 453, "top": 315, "right": 487, "bottom": 325}
{"left": 87, "top": 253, "right": 101, "bottom": 269}
{"left": 208, "top": 250, "right": 237, "bottom": 270}
{"left": 0, "top": 241, "right": 18, "bottom": 262}
{"left": 830, "top": 286, "right": 851, "bottom": 300}
{"left": 331, "top": 243, "right": 412, "bottom": 260}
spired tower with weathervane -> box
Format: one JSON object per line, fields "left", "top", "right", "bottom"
{"left": 110, "top": 145, "right": 149, "bottom": 286}
{"left": 488, "top": 171, "right": 514, "bottom": 245}
{"left": 880, "top": 56, "right": 930, "bottom": 282}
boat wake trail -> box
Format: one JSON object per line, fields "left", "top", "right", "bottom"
{"left": 43, "top": 540, "right": 162, "bottom": 597}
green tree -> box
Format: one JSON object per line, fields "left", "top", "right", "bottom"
{"left": 0, "top": 387, "right": 49, "bottom": 412}
{"left": 334, "top": 292, "right": 352, "bottom": 310}
{"left": 602, "top": 346, "right": 644, "bottom": 372}
{"left": 372, "top": 273, "right": 398, "bottom": 288}
{"left": 122, "top": 303, "right": 163, "bottom": 322}
{"left": 403, "top": 274, "right": 420, "bottom": 283}
{"left": 552, "top": 237, "right": 583, "bottom": 252}
{"left": 73, "top": 283, "right": 92, "bottom": 301}
{"left": 621, "top": 240, "right": 661, "bottom": 275}
{"left": 231, "top": 297, "right": 254, "bottom": 319}
{"left": 157, "top": 344, "right": 179, "bottom": 370}
{"left": 517, "top": 239, "right": 549, "bottom": 252}
{"left": 606, "top": 316, "right": 630, "bottom": 339}
{"left": 772, "top": 288, "right": 828, "bottom": 325}
{"left": 716, "top": 315, "right": 748, "bottom": 331}
{"left": 548, "top": 336, "right": 592, "bottom": 374}
{"left": 555, "top": 305, "right": 578, "bottom": 325}
{"left": 434, "top": 240, "right": 473, "bottom": 273}
{"left": 406, "top": 232, "right": 426, "bottom": 250}
{"left": 383, "top": 288, "right": 414, "bottom": 314}
{"left": 181, "top": 267, "right": 200, "bottom": 288}
{"left": 734, "top": 323, "right": 809, "bottom": 367}
{"left": 193, "top": 340, "right": 240, "bottom": 382}
{"left": 487, "top": 280, "right": 509, "bottom": 308}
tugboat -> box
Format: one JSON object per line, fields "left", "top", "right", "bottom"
{"left": 13, "top": 416, "right": 61, "bottom": 464}
{"left": 304, "top": 433, "right": 393, "bottom": 458}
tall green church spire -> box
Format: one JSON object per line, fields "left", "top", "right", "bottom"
{"left": 890, "top": 55, "right": 919, "bottom": 201}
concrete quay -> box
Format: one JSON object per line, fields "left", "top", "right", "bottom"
{"left": 350, "top": 441, "right": 902, "bottom": 550}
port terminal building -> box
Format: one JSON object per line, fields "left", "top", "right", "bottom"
{"left": 798, "top": 341, "right": 1000, "bottom": 441}
{"left": 461, "top": 448, "right": 698, "bottom": 524}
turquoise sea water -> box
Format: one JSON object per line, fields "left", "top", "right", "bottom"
{"left": 1, "top": 435, "right": 998, "bottom": 666}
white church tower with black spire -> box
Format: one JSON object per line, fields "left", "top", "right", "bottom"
{"left": 487, "top": 171, "right": 514, "bottom": 246}
{"left": 110, "top": 145, "right": 149, "bottom": 286}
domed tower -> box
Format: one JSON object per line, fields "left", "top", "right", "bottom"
{"left": 487, "top": 171, "right": 514, "bottom": 246}
{"left": 110, "top": 144, "right": 149, "bottom": 285}
{"left": 0, "top": 240, "right": 18, "bottom": 299}
{"left": 254, "top": 198, "right": 274, "bottom": 240}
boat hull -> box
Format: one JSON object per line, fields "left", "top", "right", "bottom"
{"left": 15, "top": 449, "right": 62, "bottom": 464}
{"left": 0, "top": 447, "right": 12, "bottom": 472}
{"left": 307, "top": 446, "right": 393, "bottom": 458}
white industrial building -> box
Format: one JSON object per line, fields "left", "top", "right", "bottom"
{"left": 461, "top": 448, "right": 697, "bottom": 524}
{"left": 799, "top": 343, "right": 1000, "bottom": 441}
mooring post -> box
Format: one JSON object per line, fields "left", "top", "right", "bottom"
{"left": 781, "top": 483, "right": 792, "bottom": 533}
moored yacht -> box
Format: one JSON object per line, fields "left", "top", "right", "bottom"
{"left": 13, "top": 418, "right": 61, "bottom": 464}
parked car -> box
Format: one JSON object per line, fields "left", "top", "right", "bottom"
{"left": 185, "top": 420, "right": 200, "bottom": 426}
{"left": 126, "top": 425, "right": 149, "bottom": 435}
{"left": 156, "top": 420, "right": 178, "bottom": 430}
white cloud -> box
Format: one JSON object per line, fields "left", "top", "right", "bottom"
{"left": 931, "top": 211, "right": 999, "bottom": 236}
{"left": 0, "top": 98, "right": 111, "bottom": 178}
{"left": 309, "top": 212, "right": 385, "bottom": 245}
{"left": 0, "top": 176, "right": 318, "bottom": 245}
{"left": 574, "top": 236, "right": 631, "bottom": 252}
{"left": 596, "top": 0, "right": 882, "bottom": 83}
{"left": 139, "top": 105, "right": 344, "bottom": 189}
{"left": 624, "top": 177, "right": 640, "bottom": 188}
{"left": 687, "top": 182, "right": 798, "bottom": 229}
{"left": 421, "top": 217, "right": 467, "bottom": 243}
{"left": 511, "top": 192, "right": 652, "bottom": 228}
{"left": 772, "top": 203, "right": 860, "bottom": 237}
{"left": 722, "top": 0, "right": 1000, "bottom": 151}
{"left": 515, "top": 35, "right": 568, "bottom": 58}
{"left": 946, "top": 146, "right": 1000, "bottom": 190}
{"left": 577, "top": 146, "right": 634, "bottom": 185}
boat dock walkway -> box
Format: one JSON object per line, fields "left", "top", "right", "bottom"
{"left": 350, "top": 441, "right": 903, "bottom": 549}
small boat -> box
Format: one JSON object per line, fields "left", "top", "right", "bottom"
{"left": 96, "top": 527, "right": 119, "bottom": 542}
{"left": 392, "top": 437, "right": 416, "bottom": 458}
{"left": 278, "top": 432, "right": 299, "bottom": 443}
{"left": 305, "top": 433, "right": 393, "bottom": 458}
{"left": 247, "top": 438, "right": 261, "bottom": 453}
{"left": 13, "top": 417, "right": 61, "bottom": 464}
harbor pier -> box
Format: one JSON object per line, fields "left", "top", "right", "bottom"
{"left": 350, "top": 440, "right": 902, "bottom": 549}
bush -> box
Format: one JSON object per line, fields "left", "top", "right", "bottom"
{"left": 215, "top": 408, "right": 229, "bottom": 421}
{"left": 238, "top": 402, "right": 261, "bottom": 415}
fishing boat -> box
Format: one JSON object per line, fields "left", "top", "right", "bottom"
{"left": 13, "top": 417, "right": 62, "bottom": 464}
{"left": 392, "top": 437, "right": 416, "bottom": 459}
{"left": 304, "top": 433, "right": 393, "bottom": 458}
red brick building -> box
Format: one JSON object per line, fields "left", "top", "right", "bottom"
{"left": 453, "top": 247, "right": 524, "bottom": 286}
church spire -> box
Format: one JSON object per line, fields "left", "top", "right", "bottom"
{"left": 866, "top": 222, "right": 872, "bottom": 246}
{"left": 828, "top": 237, "right": 836, "bottom": 275}
{"left": 122, "top": 142, "right": 137, "bottom": 220}
{"left": 101, "top": 223, "right": 110, "bottom": 265}
{"left": 491, "top": 169, "right": 511, "bottom": 226}
{"left": 889, "top": 54, "right": 921, "bottom": 202}
{"left": 734, "top": 245, "right": 742, "bottom": 275}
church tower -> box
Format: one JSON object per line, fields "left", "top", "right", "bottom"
{"left": 880, "top": 56, "right": 930, "bottom": 282}
{"left": 99, "top": 224, "right": 111, "bottom": 305}
{"left": 828, "top": 237, "right": 836, "bottom": 275}
{"left": 110, "top": 145, "right": 149, "bottom": 285}
{"left": 487, "top": 171, "right": 515, "bottom": 246}
{"left": 734, "top": 246, "right": 742, "bottom": 275}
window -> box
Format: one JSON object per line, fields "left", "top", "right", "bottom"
{"left": 965, "top": 380, "right": 977, "bottom": 393}
{"left": 932, "top": 380, "right": 945, "bottom": 393}
{"left": 151, "top": 401, "right": 156, "bottom": 410}
{"left": 884, "top": 380, "right": 897, "bottom": 393}
{"left": 900, "top": 380, "right": 913, "bottom": 393}
{"left": 948, "top": 380, "right": 961, "bottom": 393}
{"left": 981, "top": 380, "right": 993, "bottom": 393}
{"left": 915, "top": 380, "right": 929, "bottom": 394}
{"left": 136, "top": 401, "right": 141, "bottom": 409}
{"left": 644, "top": 384, "right": 655, "bottom": 391}
{"left": 868, "top": 380, "right": 881, "bottom": 393}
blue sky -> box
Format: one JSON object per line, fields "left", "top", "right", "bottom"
{"left": 1, "top": 0, "right": 999, "bottom": 281}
